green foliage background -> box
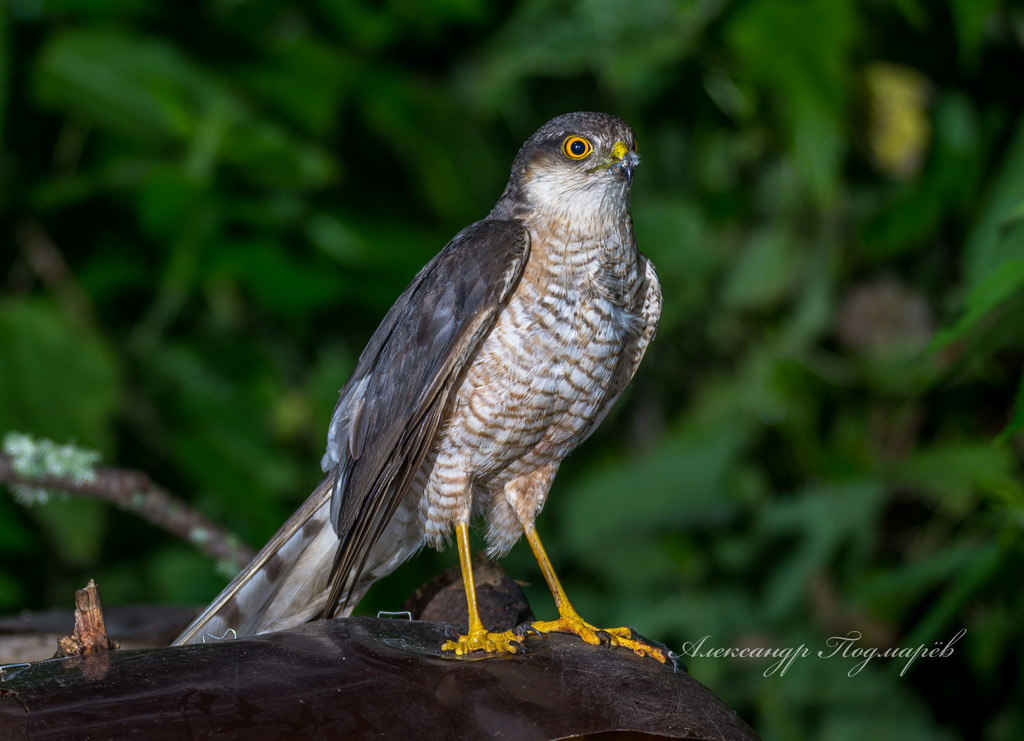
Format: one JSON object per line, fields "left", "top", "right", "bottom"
{"left": 2, "top": 1, "right": 1023, "bottom": 737}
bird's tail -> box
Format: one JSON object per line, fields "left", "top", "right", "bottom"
{"left": 172, "top": 477, "right": 348, "bottom": 646}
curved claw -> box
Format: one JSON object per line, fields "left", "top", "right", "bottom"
{"left": 514, "top": 622, "right": 544, "bottom": 639}
{"left": 594, "top": 629, "right": 615, "bottom": 646}
{"left": 666, "top": 650, "right": 687, "bottom": 673}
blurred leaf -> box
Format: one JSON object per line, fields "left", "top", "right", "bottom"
{"left": 208, "top": 239, "right": 344, "bottom": 317}
{"left": 726, "top": 0, "right": 856, "bottom": 203}
{"left": 23, "top": 497, "right": 108, "bottom": 567}
{"left": 948, "top": 0, "right": 1001, "bottom": 71}
{"left": 34, "top": 0, "right": 150, "bottom": 17}
{"left": 721, "top": 228, "right": 800, "bottom": 310}
{"left": 0, "top": 8, "right": 8, "bottom": 181}
{"left": 562, "top": 418, "right": 752, "bottom": 585}
{"left": 859, "top": 540, "right": 989, "bottom": 616}
{"left": 140, "top": 340, "right": 303, "bottom": 538}
{"left": 933, "top": 258, "right": 1024, "bottom": 348}
{"left": 0, "top": 300, "right": 119, "bottom": 570}
{"left": 34, "top": 29, "right": 234, "bottom": 142}
{"left": 999, "top": 372, "right": 1024, "bottom": 443}
{"left": 864, "top": 63, "right": 932, "bottom": 180}
{"left": 862, "top": 92, "right": 982, "bottom": 260}
{"left": 0, "top": 570, "right": 26, "bottom": 613}
{"left": 961, "top": 114, "right": 1024, "bottom": 290}
{"left": 0, "top": 300, "right": 120, "bottom": 450}
{"left": 239, "top": 39, "right": 350, "bottom": 136}
{"left": 887, "top": 0, "right": 927, "bottom": 28}
{"left": 758, "top": 480, "right": 885, "bottom": 619}
{"left": 634, "top": 198, "right": 718, "bottom": 327}
{"left": 311, "top": 0, "right": 397, "bottom": 51}
{"left": 305, "top": 213, "right": 373, "bottom": 267}
{"left": 0, "top": 497, "right": 35, "bottom": 555}
{"left": 34, "top": 28, "right": 335, "bottom": 190}
{"left": 305, "top": 342, "right": 357, "bottom": 435}
{"left": 891, "top": 442, "right": 1024, "bottom": 514}
{"left": 459, "top": 0, "right": 720, "bottom": 109}
{"left": 357, "top": 68, "right": 488, "bottom": 222}
{"left": 147, "top": 546, "right": 234, "bottom": 605}
{"left": 903, "top": 539, "right": 1002, "bottom": 649}
{"left": 703, "top": 68, "right": 757, "bottom": 124}
{"left": 136, "top": 164, "right": 207, "bottom": 242}
{"left": 220, "top": 122, "right": 336, "bottom": 189}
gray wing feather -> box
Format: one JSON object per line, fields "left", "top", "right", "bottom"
{"left": 321, "top": 218, "right": 530, "bottom": 615}
{"left": 172, "top": 219, "right": 529, "bottom": 646}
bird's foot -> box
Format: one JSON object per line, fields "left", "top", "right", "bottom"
{"left": 521, "top": 614, "right": 668, "bottom": 663}
{"left": 442, "top": 626, "right": 523, "bottom": 657}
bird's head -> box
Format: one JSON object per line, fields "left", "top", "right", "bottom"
{"left": 494, "top": 112, "right": 639, "bottom": 220}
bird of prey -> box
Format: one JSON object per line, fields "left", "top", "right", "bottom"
{"left": 173, "top": 111, "right": 664, "bottom": 662}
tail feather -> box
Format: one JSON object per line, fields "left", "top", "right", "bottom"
{"left": 172, "top": 477, "right": 343, "bottom": 646}
{"left": 173, "top": 472, "right": 428, "bottom": 647}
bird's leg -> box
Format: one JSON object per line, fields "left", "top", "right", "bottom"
{"left": 520, "top": 523, "right": 667, "bottom": 663}
{"left": 440, "top": 522, "right": 522, "bottom": 656}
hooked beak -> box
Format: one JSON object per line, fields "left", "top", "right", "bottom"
{"left": 610, "top": 140, "right": 639, "bottom": 186}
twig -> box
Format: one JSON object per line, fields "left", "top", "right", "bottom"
{"left": 54, "top": 579, "right": 117, "bottom": 658}
{"left": 0, "top": 449, "right": 255, "bottom": 571}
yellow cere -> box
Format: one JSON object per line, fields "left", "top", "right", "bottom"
{"left": 611, "top": 141, "right": 630, "bottom": 160}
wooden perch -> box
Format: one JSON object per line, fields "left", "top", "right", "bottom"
{"left": 0, "top": 559, "right": 759, "bottom": 739}
{"left": 0, "top": 617, "right": 760, "bottom": 740}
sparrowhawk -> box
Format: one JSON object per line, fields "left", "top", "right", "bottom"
{"left": 173, "top": 112, "right": 665, "bottom": 661}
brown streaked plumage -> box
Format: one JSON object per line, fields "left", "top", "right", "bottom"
{"left": 173, "top": 112, "right": 664, "bottom": 661}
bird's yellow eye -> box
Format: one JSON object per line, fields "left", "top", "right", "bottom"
{"left": 562, "top": 136, "right": 592, "bottom": 160}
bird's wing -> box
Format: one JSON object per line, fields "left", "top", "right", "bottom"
{"left": 320, "top": 218, "right": 530, "bottom": 615}
{"left": 171, "top": 219, "right": 529, "bottom": 646}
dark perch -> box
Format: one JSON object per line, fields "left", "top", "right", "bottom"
{"left": 0, "top": 616, "right": 759, "bottom": 740}
{"left": 0, "top": 563, "right": 758, "bottom": 738}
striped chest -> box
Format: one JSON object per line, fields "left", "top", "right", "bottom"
{"left": 441, "top": 218, "right": 643, "bottom": 482}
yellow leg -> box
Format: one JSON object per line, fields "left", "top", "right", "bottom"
{"left": 522, "top": 524, "right": 667, "bottom": 663}
{"left": 441, "top": 523, "right": 521, "bottom": 656}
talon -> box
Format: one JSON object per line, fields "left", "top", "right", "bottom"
{"left": 666, "top": 650, "right": 687, "bottom": 673}
{"left": 442, "top": 626, "right": 521, "bottom": 657}
{"left": 518, "top": 622, "right": 543, "bottom": 638}
{"left": 527, "top": 612, "right": 668, "bottom": 663}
